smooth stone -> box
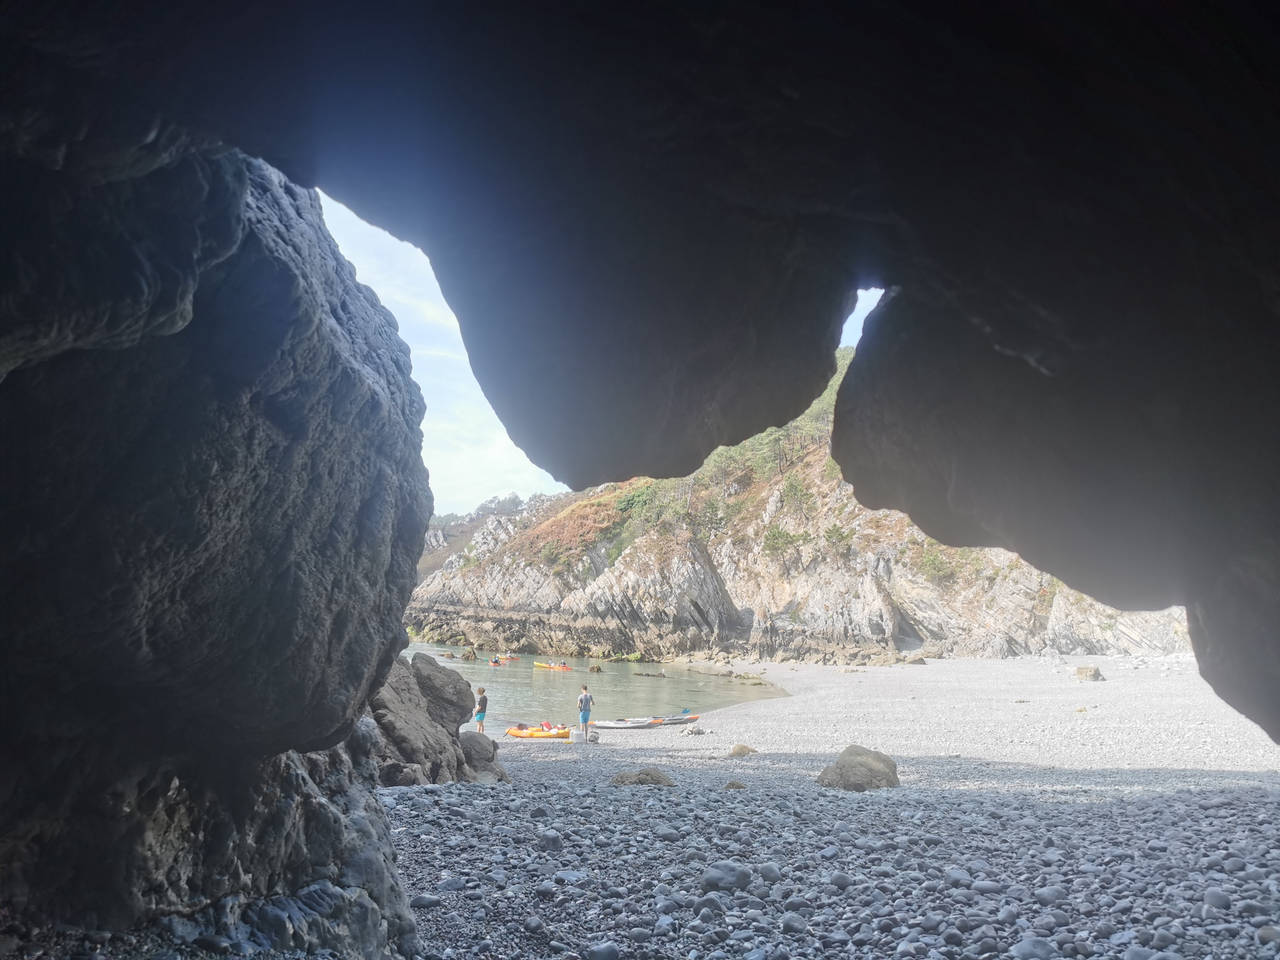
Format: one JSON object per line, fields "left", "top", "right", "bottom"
{"left": 1009, "top": 936, "right": 1056, "bottom": 959}
{"left": 1203, "top": 888, "right": 1231, "bottom": 909}
{"left": 780, "top": 912, "right": 807, "bottom": 934}
{"left": 1034, "top": 886, "right": 1066, "bottom": 906}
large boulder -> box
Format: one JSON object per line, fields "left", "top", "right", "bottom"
{"left": 0, "top": 147, "right": 430, "bottom": 952}
{"left": 368, "top": 657, "right": 468, "bottom": 785}
{"left": 458, "top": 731, "right": 510, "bottom": 784}
{"left": 816, "top": 745, "right": 900, "bottom": 793}
{"left": 409, "top": 653, "right": 476, "bottom": 730}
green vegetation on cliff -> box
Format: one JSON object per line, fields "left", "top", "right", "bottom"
{"left": 418, "top": 348, "right": 865, "bottom": 579}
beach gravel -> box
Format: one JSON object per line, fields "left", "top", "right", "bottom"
{"left": 389, "top": 654, "right": 1279, "bottom": 959}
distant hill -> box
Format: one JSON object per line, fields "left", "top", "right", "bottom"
{"left": 407, "top": 350, "right": 1187, "bottom": 662}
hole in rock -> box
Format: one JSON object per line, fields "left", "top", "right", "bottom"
{"left": 317, "top": 192, "right": 568, "bottom": 516}
{"left": 318, "top": 196, "right": 1269, "bottom": 960}
{"left": 841, "top": 287, "right": 885, "bottom": 347}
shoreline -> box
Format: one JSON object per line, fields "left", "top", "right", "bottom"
{"left": 498, "top": 652, "right": 1278, "bottom": 783}
{"left": 390, "top": 653, "right": 1279, "bottom": 959}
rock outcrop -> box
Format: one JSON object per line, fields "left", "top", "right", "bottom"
{"left": 407, "top": 363, "right": 1187, "bottom": 663}
{"left": 368, "top": 654, "right": 509, "bottom": 786}
{"left": 0, "top": 146, "right": 430, "bottom": 951}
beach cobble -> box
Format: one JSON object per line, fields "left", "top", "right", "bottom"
{"left": 391, "top": 654, "right": 1279, "bottom": 960}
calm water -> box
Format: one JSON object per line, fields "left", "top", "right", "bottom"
{"left": 403, "top": 642, "right": 783, "bottom": 729}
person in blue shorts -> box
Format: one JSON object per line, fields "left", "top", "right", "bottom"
{"left": 576, "top": 685, "right": 594, "bottom": 740}
{"left": 474, "top": 686, "right": 487, "bottom": 734}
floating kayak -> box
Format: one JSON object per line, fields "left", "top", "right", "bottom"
{"left": 533, "top": 661, "right": 572, "bottom": 671}
{"left": 591, "top": 717, "right": 661, "bottom": 730}
{"left": 505, "top": 726, "right": 570, "bottom": 739}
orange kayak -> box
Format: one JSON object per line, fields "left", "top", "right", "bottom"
{"left": 505, "top": 726, "right": 570, "bottom": 739}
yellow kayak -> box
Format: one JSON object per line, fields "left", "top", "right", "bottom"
{"left": 506, "top": 726, "right": 570, "bottom": 739}
{"left": 533, "top": 661, "right": 572, "bottom": 671}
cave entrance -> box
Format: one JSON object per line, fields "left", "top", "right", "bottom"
{"left": 841, "top": 287, "right": 884, "bottom": 348}
{"left": 317, "top": 193, "right": 569, "bottom": 519}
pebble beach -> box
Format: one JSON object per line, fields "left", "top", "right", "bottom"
{"left": 389, "top": 654, "right": 1280, "bottom": 960}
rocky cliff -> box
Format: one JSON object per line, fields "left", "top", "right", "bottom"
{"left": 408, "top": 355, "right": 1186, "bottom": 663}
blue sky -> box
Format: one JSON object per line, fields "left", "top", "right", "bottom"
{"left": 319, "top": 194, "right": 881, "bottom": 513}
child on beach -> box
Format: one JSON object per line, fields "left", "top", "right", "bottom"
{"left": 474, "top": 687, "right": 487, "bottom": 734}
{"left": 577, "top": 685, "right": 594, "bottom": 740}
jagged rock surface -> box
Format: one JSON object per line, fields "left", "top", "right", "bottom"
{"left": 0, "top": 144, "right": 430, "bottom": 952}
{"left": 3, "top": 14, "right": 1280, "bottom": 956}
{"left": 155, "top": 719, "right": 417, "bottom": 959}
{"left": 367, "top": 653, "right": 507, "bottom": 787}
{"left": 407, "top": 450, "right": 1186, "bottom": 664}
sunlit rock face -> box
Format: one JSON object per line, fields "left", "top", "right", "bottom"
{"left": 0, "top": 141, "right": 430, "bottom": 946}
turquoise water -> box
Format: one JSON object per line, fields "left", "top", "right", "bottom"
{"left": 402, "top": 642, "right": 782, "bottom": 729}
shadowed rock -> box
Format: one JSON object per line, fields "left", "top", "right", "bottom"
{"left": 409, "top": 653, "right": 476, "bottom": 731}
{"left": 369, "top": 657, "right": 468, "bottom": 786}
{"left": 459, "top": 731, "right": 510, "bottom": 784}
{"left": 0, "top": 151, "right": 430, "bottom": 950}
{"left": 4, "top": 5, "right": 1280, "bottom": 952}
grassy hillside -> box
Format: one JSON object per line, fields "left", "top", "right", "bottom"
{"left": 438, "top": 349, "right": 857, "bottom": 578}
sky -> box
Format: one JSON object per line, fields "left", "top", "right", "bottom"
{"left": 318, "top": 193, "right": 882, "bottom": 514}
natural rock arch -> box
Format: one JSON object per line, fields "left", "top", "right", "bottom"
{"left": 1, "top": 1, "right": 1278, "bottom": 949}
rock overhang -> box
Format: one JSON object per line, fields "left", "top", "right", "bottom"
{"left": 1, "top": 3, "right": 1278, "bottom": 935}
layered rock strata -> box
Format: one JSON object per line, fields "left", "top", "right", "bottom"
{"left": 406, "top": 450, "right": 1187, "bottom": 663}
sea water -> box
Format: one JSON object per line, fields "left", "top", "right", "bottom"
{"left": 403, "top": 642, "right": 783, "bottom": 729}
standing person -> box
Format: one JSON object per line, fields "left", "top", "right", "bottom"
{"left": 474, "top": 687, "right": 487, "bottom": 734}
{"left": 576, "top": 684, "right": 594, "bottom": 740}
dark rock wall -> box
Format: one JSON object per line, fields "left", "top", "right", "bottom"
{"left": 0, "top": 145, "right": 430, "bottom": 944}
{"left": 3, "top": 3, "right": 1280, "bottom": 945}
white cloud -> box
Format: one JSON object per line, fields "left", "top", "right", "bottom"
{"left": 318, "top": 192, "right": 568, "bottom": 514}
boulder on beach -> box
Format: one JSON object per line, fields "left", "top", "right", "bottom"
{"left": 370, "top": 657, "right": 470, "bottom": 785}
{"left": 611, "top": 767, "right": 674, "bottom": 786}
{"left": 410, "top": 654, "right": 476, "bottom": 729}
{"left": 816, "top": 744, "right": 899, "bottom": 792}
{"left": 1076, "top": 665, "right": 1106, "bottom": 681}
{"left": 724, "top": 780, "right": 746, "bottom": 790}
{"left": 459, "top": 731, "right": 511, "bottom": 784}
{"left": 728, "top": 743, "right": 757, "bottom": 758}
